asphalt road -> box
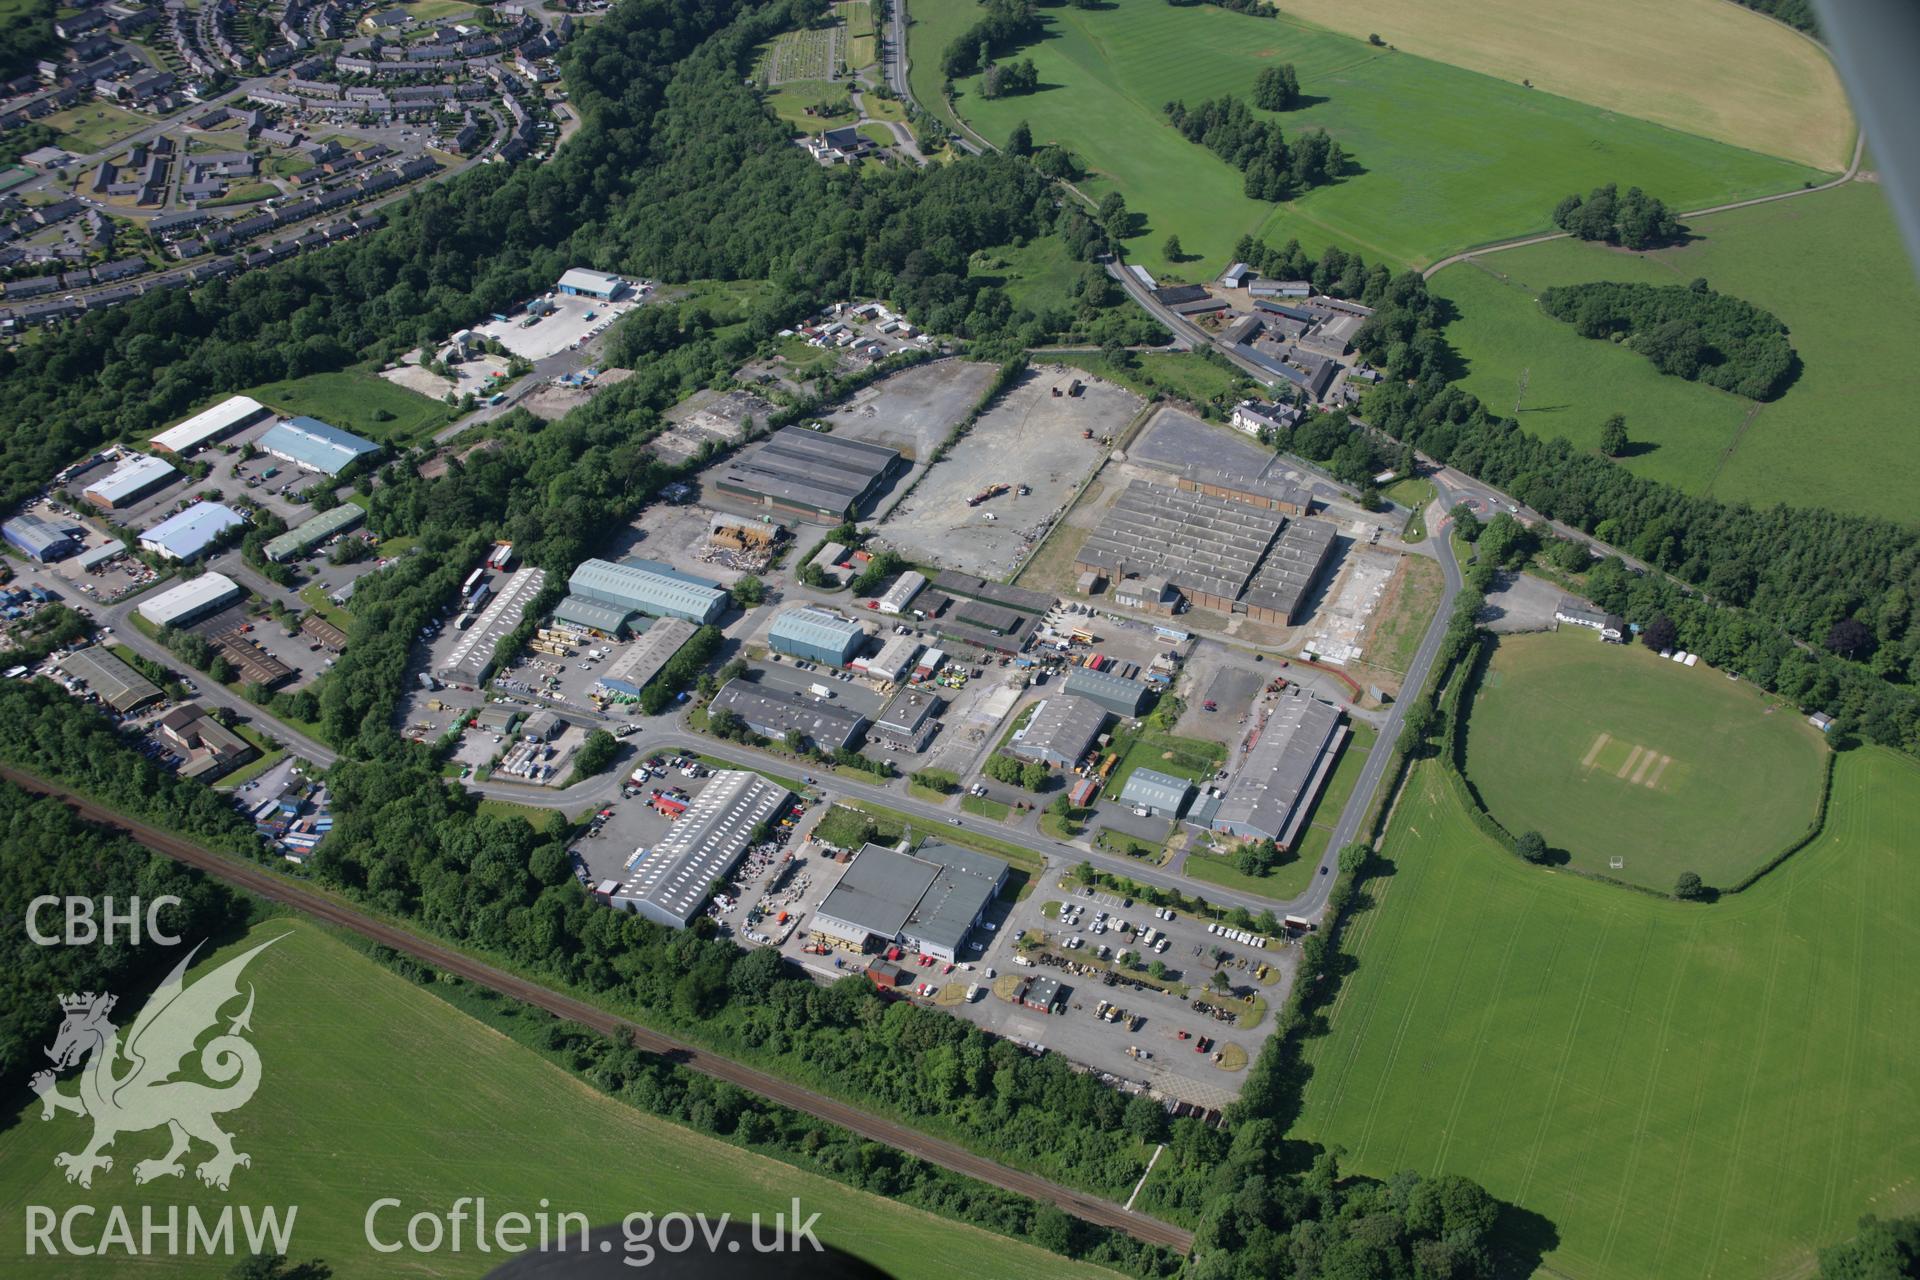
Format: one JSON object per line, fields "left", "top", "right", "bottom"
{"left": 0, "top": 764, "right": 1194, "bottom": 1255}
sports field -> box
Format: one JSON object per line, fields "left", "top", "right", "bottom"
{"left": 1464, "top": 628, "right": 1825, "bottom": 890}
{"left": 0, "top": 920, "right": 1117, "bottom": 1278}
{"left": 1299, "top": 747, "right": 1920, "bottom": 1280}
{"left": 1268, "top": 0, "right": 1850, "bottom": 170}
{"left": 1429, "top": 182, "right": 1920, "bottom": 523}
{"left": 933, "top": 1, "right": 1818, "bottom": 274}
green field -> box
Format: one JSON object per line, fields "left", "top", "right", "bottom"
{"left": 1464, "top": 629, "right": 1826, "bottom": 891}
{"left": 1429, "top": 182, "right": 1920, "bottom": 523}
{"left": 1299, "top": 747, "right": 1920, "bottom": 1280}
{"left": 843, "top": 0, "right": 876, "bottom": 68}
{"left": 43, "top": 102, "right": 150, "bottom": 154}
{"left": 236, "top": 368, "right": 455, "bottom": 446}
{"left": 933, "top": 1, "right": 1818, "bottom": 274}
{"left": 0, "top": 920, "right": 1116, "bottom": 1278}
{"left": 763, "top": 78, "right": 855, "bottom": 133}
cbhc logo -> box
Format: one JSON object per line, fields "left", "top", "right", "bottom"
{"left": 26, "top": 896, "right": 183, "bottom": 947}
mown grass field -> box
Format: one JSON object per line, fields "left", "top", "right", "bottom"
{"left": 0, "top": 920, "right": 1118, "bottom": 1278}
{"left": 843, "top": 0, "right": 876, "bottom": 68}
{"left": 1428, "top": 181, "right": 1920, "bottom": 523}
{"left": 1299, "top": 747, "right": 1920, "bottom": 1280}
{"left": 763, "top": 78, "right": 855, "bottom": 133}
{"left": 1463, "top": 629, "right": 1826, "bottom": 890}
{"left": 935, "top": 1, "right": 1817, "bottom": 274}
{"left": 237, "top": 368, "right": 456, "bottom": 446}
{"left": 43, "top": 102, "right": 150, "bottom": 154}
{"left": 1270, "top": 0, "right": 1850, "bottom": 170}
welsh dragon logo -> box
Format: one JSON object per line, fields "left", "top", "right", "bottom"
{"left": 31, "top": 937, "right": 281, "bottom": 1191}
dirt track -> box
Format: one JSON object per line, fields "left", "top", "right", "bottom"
{"left": 0, "top": 765, "right": 1194, "bottom": 1254}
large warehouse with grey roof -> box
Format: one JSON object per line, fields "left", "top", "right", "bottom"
{"left": 1206, "top": 693, "right": 1344, "bottom": 846}
{"left": 607, "top": 769, "right": 790, "bottom": 929}
{"left": 714, "top": 427, "right": 903, "bottom": 520}
{"left": 1007, "top": 693, "right": 1107, "bottom": 768}
{"left": 812, "top": 841, "right": 1008, "bottom": 962}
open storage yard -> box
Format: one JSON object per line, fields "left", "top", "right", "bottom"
{"left": 1463, "top": 628, "right": 1826, "bottom": 891}
{"left": 815, "top": 359, "right": 999, "bottom": 462}
{"left": 872, "top": 366, "right": 1137, "bottom": 579}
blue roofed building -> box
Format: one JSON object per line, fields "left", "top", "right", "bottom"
{"left": 768, "top": 606, "right": 867, "bottom": 667}
{"left": 566, "top": 557, "right": 727, "bottom": 625}
{"left": 257, "top": 416, "right": 381, "bottom": 476}
{"left": 3, "top": 513, "right": 81, "bottom": 561}
{"left": 138, "top": 502, "right": 246, "bottom": 561}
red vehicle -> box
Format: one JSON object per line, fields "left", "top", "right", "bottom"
{"left": 1177, "top": 1030, "right": 1190, "bottom": 1040}
{"left": 1203, "top": 700, "right": 1217, "bottom": 712}
{"left": 943, "top": 962, "right": 954, "bottom": 974}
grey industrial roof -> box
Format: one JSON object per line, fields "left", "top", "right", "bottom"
{"left": 139, "top": 502, "right": 244, "bottom": 559}
{"left": 904, "top": 842, "right": 1005, "bottom": 953}
{"left": 258, "top": 417, "right": 379, "bottom": 475}
{"left": 137, "top": 572, "right": 244, "bottom": 627}
{"left": 1120, "top": 767, "right": 1192, "bottom": 814}
{"left": 1063, "top": 665, "right": 1151, "bottom": 715}
{"left": 552, "top": 595, "right": 635, "bottom": 633}
{"left": 59, "top": 646, "right": 162, "bottom": 713}
{"left": 568, "top": 557, "right": 726, "bottom": 623}
{"left": 716, "top": 427, "right": 900, "bottom": 514}
{"left": 931, "top": 570, "right": 1054, "bottom": 616}
{"left": 83, "top": 453, "right": 177, "bottom": 505}
{"left": 597, "top": 616, "right": 697, "bottom": 693}
{"left": 4, "top": 513, "right": 77, "bottom": 557}
{"left": 874, "top": 686, "right": 940, "bottom": 737}
{"left": 1010, "top": 694, "right": 1107, "bottom": 764}
{"left": 816, "top": 844, "right": 938, "bottom": 939}
{"left": 263, "top": 502, "right": 364, "bottom": 560}
{"left": 768, "top": 606, "right": 865, "bottom": 655}
{"left": 1213, "top": 694, "right": 1342, "bottom": 841}
{"left": 709, "top": 678, "right": 869, "bottom": 751}
{"left": 1241, "top": 517, "right": 1337, "bottom": 619}
{"left": 615, "top": 770, "right": 790, "bottom": 927}
{"left": 1076, "top": 481, "right": 1282, "bottom": 603}
{"left": 558, "top": 267, "right": 622, "bottom": 293}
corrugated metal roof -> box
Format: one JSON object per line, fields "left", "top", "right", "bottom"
{"left": 1009, "top": 694, "right": 1107, "bottom": 764}
{"left": 263, "top": 502, "right": 364, "bottom": 560}
{"left": 258, "top": 417, "right": 379, "bottom": 475}
{"left": 83, "top": 453, "right": 177, "bottom": 505}
{"left": 768, "top": 606, "right": 865, "bottom": 657}
{"left": 59, "top": 646, "right": 161, "bottom": 713}
{"left": 709, "top": 678, "right": 868, "bottom": 751}
{"left": 567, "top": 558, "right": 726, "bottom": 624}
{"left": 149, "top": 395, "right": 269, "bottom": 454}
{"left": 137, "top": 572, "right": 243, "bottom": 627}
{"left": 1063, "top": 665, "right": 1151, "bottom": 715}
{"left": 138, "top": 502, "right": 244, "bottom": 560}
{"left": 1075, "top": 480, "right": 1282, "bottom": 603}
{"left": 1213, "top": 694, "right": 1341, "bottom": 841}
{"left": 551, "top": 594, "right": 635, "bottom": 634}
{"left": 597, "top": 616, "right": 696, "bottom": 694}
{"left": 613, "top": 770, "right": 790, "bottom": 927}
{"left": 1120, "top": 767, "right": 1191, "bottom": 813}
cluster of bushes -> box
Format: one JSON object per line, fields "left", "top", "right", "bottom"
{"left": 1539, "top": 278, "right": 1797, "bottom": 400}
{"left": 939, "top": 0, "right": 1037, "bottom": 79}
{"left": 1163, "top": 97, "right": 1347, "bottom": 200}
{"left": 1551, "top": 182, "right": 1683, "bottom": 249}
{"left": 979, "top": 57, "right": 1037, "bottom": 99}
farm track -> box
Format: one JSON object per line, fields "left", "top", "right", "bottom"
{"left": 0, "top": 765, "right": 1196, "bottom": 1255}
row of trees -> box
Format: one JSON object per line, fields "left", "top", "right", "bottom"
{"left": 1551, "top": 182, "right": 1683, "bottom": 249}
{"left": 939, "top": 0, "right": 1037, "bottom": 79}
{"left": 1163, "top": 97, "right": 1347, "bottom": 201}
{"left": 1540, "top": 277, "right": 1797, "bottom": 400}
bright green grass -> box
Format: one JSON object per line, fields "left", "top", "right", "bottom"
{"left": 1301, "top": 748, "right": 1920, "bottom": 1280}
{"left": 1041, "top": 351, "right": 1254, "bottom": 410}
{"left": 237, "top": 369, "right": 454, "bottom": 446}
{"left": 904, "top": 0, "right": 981, "bottom": 136}
{"left": 0, "top": 920, "right": 1115, "bottom": 1278}
{"left": 1429, "top": 181, "right": 1920, "bottom": 523}
{"left": 1106, "top": 726, "right": 1226, "bottom": 798}
{"left": 763, "top": 78, "right": 854, "bottom": 133}
{"left": 1464, "top": 629, "right": 1826, "bottom": 890}
{"left": 43, "top": 102, "right": 149, "bottom": 154}
{"left": 973, "top": 235, "right": 1084, "bottom": 316}
{"left": 944, "top": 2, "right": 1817, "bottom": 274}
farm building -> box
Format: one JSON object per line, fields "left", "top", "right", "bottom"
{"left": 1220, "top": 262, "right": 1253, "bottom": 289}
{"left": 875, "top": 570, "right": 926, "bottom": 616}
{"left": 871, "top": 686, "right": 942, "bottom": 752}
{"left": 1007, "top": 694, "right": 1107, "bottom": 768}
{"left": 1555, "top": 596, "right": 1627, "bottom": 643}
{"left": 1208, "top": 693, "right": 1343, "bottom": 846}
{"left": 138, "top": 502, "right": 245, "bottom": 561}
{"left": 257, "top": 417, "right": 380, "bottom": 476}
{"left": 566, "top": 558, "right": 727, "bottom": 626}
{"left": 3, "top": 512, "right": 80, "bottom": 561}
{"left": 263, "top": 503, "right": 365, "bottom": 562}
{"left": 606, "top": 769, "right": 790, "bottom": 930}
{"left": 714, "top": 427, "right": 904, "bottom": 521}
{"left": 708, "top": 679, "right": 869, "bottom": 753}
{"left": 811, "top": 841, "right": 1007, "bottom": 963}
{"left": 1063, "top": 665, "right": 1152, "bottom": 718}
{"left": 82, "top": 453, "right": 178, "bottom": 510}
{"left": 595, "top": 617, "right": 698, "bottom": 698}
{"left": 149, "top": 395, "right": 271, "bottom": 455}
{"left": 556, "top": 268, "right": 625, "bottom": 301}
{"left": 768, "top": 606, "right": 866, "bottom": 667}
{"left": 136, "top": 572, "right": 244, "bottom": 629}
{"left": 58, "top": 646, "right": 161, "bottom": 714}
{"left": 1119, "top": 767, "right": 1191, "bottom": 817}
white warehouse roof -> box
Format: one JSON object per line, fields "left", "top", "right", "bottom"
{"left": 149, "top": 395, "right": 270, "bottom": 455}
{"left": 83, "top": 453, "right": 177, "bottom": 506}
{"left": 138, "top": 502, "right": 245, "bottom": 561}
{"left": 137, "top": 572, "right": 244, "bottom": 628}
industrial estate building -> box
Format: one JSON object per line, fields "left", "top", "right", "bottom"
{"left": 871, "top": 687, "right": 942, "bottom": 751}
{"left": 607, "top": 769, "right": 791, "bottom": 929}
{"left": 812, "top": 841, "right": 1008, "bottom": 963}
{"left": 149, "top": 395, "right": 272, "bottom": 455}
{"left": 155, "top": 704, "right": 253, "bottom": 779}
{"left": 768, "top": 606, "right": 867, "bottom": 667}
{"left": 1062, "top": 665, "right": 1153, "bottom": 718}
{"left": 3, "top": 512, "right": 80, "bottom": 561}
{"left": 595, "top": 617, "right": 698, "bottom": 699}
{"left": 257, "top": 416, "right": 381, "bottom": 475}
{"left": 1008, "top": 694, "right": 1107, "bottom": 768}
{"left": 855, "top": 632, "right": 920, "bottom": 686}
{"left": 931, "top": 570, "right": 1054, "bottom": 617}
{"left": 876, "top": 570, "right": 926, "bottom": 615}
{"left": 564, "top": 558, "right": 728, "bottom": 630}
{"left": 82, "top": 453, "right": 177, "bottom": 510}
{"left": 136, "top": 572, "right": 244, "bottom": 628}
{"left": 1075, "top": 480, "right": 1335, "bottom": 625}
{"left": 714, "top": 427, "right": 904, "bottom": 521}
{"left": 1205, "top": 693, "right": 1344, "bottom": 846}
{"left": 138, "top": 502, "right": 245, "bottom": 561}
{"left": 709, "top": 678, "right": 868, "bottom": 752}
{"left": 1119, "top": 768, "right": 1192, "bottom": 818}
{"left": 263, "top": 503, "right": 365, "bottom": 562}
{"left": 58, "top": 646, "right": 162, "bottom": 714}
{"left": 557, "top": 268, "right": 625, "bottom": 300}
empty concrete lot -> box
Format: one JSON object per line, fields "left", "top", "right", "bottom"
{"left": 817, "top": 358, "right": 999, "bottom": 459}
{"left": 873, "top": 367, "right": 1139, "bottom": 579}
